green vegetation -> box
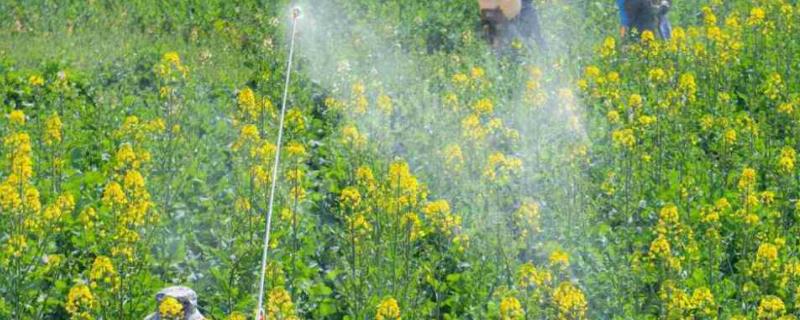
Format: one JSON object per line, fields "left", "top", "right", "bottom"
{"left": 2, "top": 0, "right": 800, "bottom": 319}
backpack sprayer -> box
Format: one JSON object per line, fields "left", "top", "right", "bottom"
{"left": 255, "top": 6, "right": 302, "bottom": 320}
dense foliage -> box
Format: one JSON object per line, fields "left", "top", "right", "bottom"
{"left": 1, "top": 0, "right": 800, "bottom": 319}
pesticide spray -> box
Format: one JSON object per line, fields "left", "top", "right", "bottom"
{"left": 254, "top": 6, "right": 302, "bottom": 320}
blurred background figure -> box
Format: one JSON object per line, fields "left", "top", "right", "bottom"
{"left": 618, "top": 0, "right": 672, "bottom": 39}
{"left": 478, "top": 0, "right": 546, "bottom": 49}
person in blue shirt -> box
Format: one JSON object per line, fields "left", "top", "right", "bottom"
{"left": 617, "top": 0, "right": 631, "bottom": 37}
{"left": 617, "top": 0, "right": 672, "bottom": 40}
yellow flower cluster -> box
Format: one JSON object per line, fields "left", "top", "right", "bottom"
{"left": 89, "top": 256, "right": 119, "bottom": 291}
{"left": 159, "top": 296, "right": 184, "bottom": 319}
{"left": 352, "top": 81, "right": 368, "bottom": 114}
{"left": 66, "top": 284, "right": 95, "bottom": 320}
{"left": 442, "top": 144, "right": 464, "bottom": 172}
{"left": 514, "top": 201, "right": 541, "bottom": 237}
{"left": 549, "top": 249, "right": 570, "bottom": 269}
{"left": 517, "top": 262, "right": 551, "bottom": 289}
{"left": 552, "top": 282, "right": 587, "bottom": 320}
{"left": 482, "top": 152, "right": 522, "bottom": 184}
{"left": 341, "top": 124, "right": 367, "bottom": 149}
{"left": 375, "top": 297, "right": 401, "bottom": 320}
{"left": 778, "top": 146, "right": 796, "bottom": 174}
{"left": 44, "top": 113, "right": 63, "bottom": 145}
{"left": 499, "top": 296, "right": 523, "bottom": 320}
{"left": 753, "top": 242, "right": 780, "bottom": 274}
{"left": 423, "top": 200, "right": 461, "bottom": 237}
{"left": 388, "top": 161, "right": 425, "bottom": 207}
{"left": 154, "top": 51, "right": 188, "bottom": 80}
{"left": 738, "top": 167, "right": 757, "bottom": 191}
{"left": 611, "top": 129, "right": 635, "bottom": 149}
{"left": 757, "top": 295, "right": 786, "bottom": 319}
{"left": 340, "top": 187, "right": 362, "bottom": 208}
{"left": 265, "top": 287, "right": 298, "bottom": 320}
{"left": 237, "top": 87, "right": 274, "bottom": 121}
{"left": 227, "top": 312, "right": 247, "bottom": 320}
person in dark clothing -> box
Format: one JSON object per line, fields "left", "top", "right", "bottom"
{"left": 479, "top": 0, "right": 546, "bottom": 49}
{"left": 618, "top": 0, "right": 672, "bottom": 39}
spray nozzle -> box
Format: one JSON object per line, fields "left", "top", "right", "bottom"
{"left": 292, "top": 7, "right": 302, "bottom": 19}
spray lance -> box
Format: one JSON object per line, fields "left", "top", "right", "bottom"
{"left": 255, "top": 6, "right": 302, "bottom": 320}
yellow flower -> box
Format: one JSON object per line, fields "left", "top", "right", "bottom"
{"left": 471, "top": 67, "right": 485, "bottom": 80}
{"left": 442, "top": 144, "right": 464, "bottom": 171}
{"left": 388, "top": 161, "right": 424, "bottom": 207}
{"left": 347, "top": 213, "right": 372, "bottom": 237}
{"left": 0, "top": 183, "right": 22, "bottom": 210}
{"left": 757, "top": 295, "right": 785, "bottom": 319}
{"left": 285, "top": 141, "right": 306, "bottom": 157}
{"left": 724, "top": 128, "right": 737, "bottom": 144}
{"left": 377, "top": 94, "right": 393, "bottom": 114}
{"left": 115, "top": 143, "right": 139, "bottom": 169}
{"left": 738, "top": 167, "right": 757, "bottom": 191}
{"left": 552, "top": 282, "right": 587, "bottom": 319}
{"left": 628, "top": 94, "right": 643, "bottom": 109}
{"left": 702, "top": 6, "right": 717, "bottom": 26}
{"left": 763, "top": 73, "right": 784, "bottom": 101}
{"left": 376, "top": 297, "right": 401, "bottom": 320}
{"left": 29, "top": 75, "right": 45, "bottom": 86}
{"left": 517, "top": 262, "right": 551, "bottom": 288}
{"left": 452, "top": 73, "right": 469, "bottom": 85}
{"left": 124, "top": 170, "right": 146, "bottom": 192}
{"left": 4, "top": 235, "right": 28, "bottom": 258}
{"left": 401, "top": 212, "right": 423, "bottom": 240}
{"left": 514, "top": 201, "right": 541, "bottom": 236}
{"left": 355, "top": 166, "right": 376, "bottom": 190}
{"left": 638, "top": 115, "right": 656, "bottom": 127}
{"left": 648, "top": 68, "right": 667, "bottom": 83}
{"left": 606, "top": 110, "right": 620, "bottom": 124}
{"left": 473, "top": 98, "right": 494, "bottom": 114}
{"left": 779, "top": 147, "right": 796, "bottom": 174}
{"left": 9, "top": 110, "right": 25, "bottom": 126}
{"left": 599, "top": 36, "right": 616, "bottom": 58}
{"left": 102, "top": 182, "right": 127, "bottom": 206}
{"left": 611, "top": 129, "right": 635, "bottom": 149}
{"left": 659, "top": 204, "right": 679, "bottom": 224}
{"left": 89, "top": 256, "right": 118, "bottom": 290}
{"left": 678, "top": 73, "right": 697, "bottom": 102}
{"left": 747, "top": 7, "right": 766, "bottom": 27}
{"left": 232, "top": 124, "right": 260, "bottom": 152}
{"left": 265, "top": 287, "right": 296, "bottom": 319}
{"left": 757, "top": 243, "right": 778, "bottom": 263}
{"left": 66, "top": 284, "right": 95, "bottom": 320}
{"left": 641, "top": 30, "right": 656, "bottom": 43}
{"left": 227, "top": 312, "right": 247, "bottom": 320}
{"left": 483, "top": 152, "right": 522, "bottom": 183}
{"left": 584, "top": 66, "right": 601, "bottom": 80}
{"left": 237, "top": 87, "right": 258, "bottom": 120}
{"left": 339, "top": 187, "right": 361, "bottom": 208}
{"left": 650, "top": 235, "right": 671, "bottom": 258}
{"left": 549, "top": 249, "right": 570, "bottom": 269}
{"left": 423, "top": 200, "right": 460, "bottom": 237}
{"left": 159, "top": 296, "right": 184, "bottom": 319}
{"left": 499, "top": 296, "right": 523, "bottom": 320}
{"left": 691, "top": 287, "right": 716, "bottom": 317}
{"left": 341, "top": 125, "right": 367, "bottom": 149}
{"left": 163, "top": 51, "right": 181, "bottom": 66}
{"left": 285, "top": 108, "right": 305, "bottom": 132}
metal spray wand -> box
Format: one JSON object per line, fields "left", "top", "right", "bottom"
{"left": 255, "top": 6, "right": 301, "bottom": 320}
